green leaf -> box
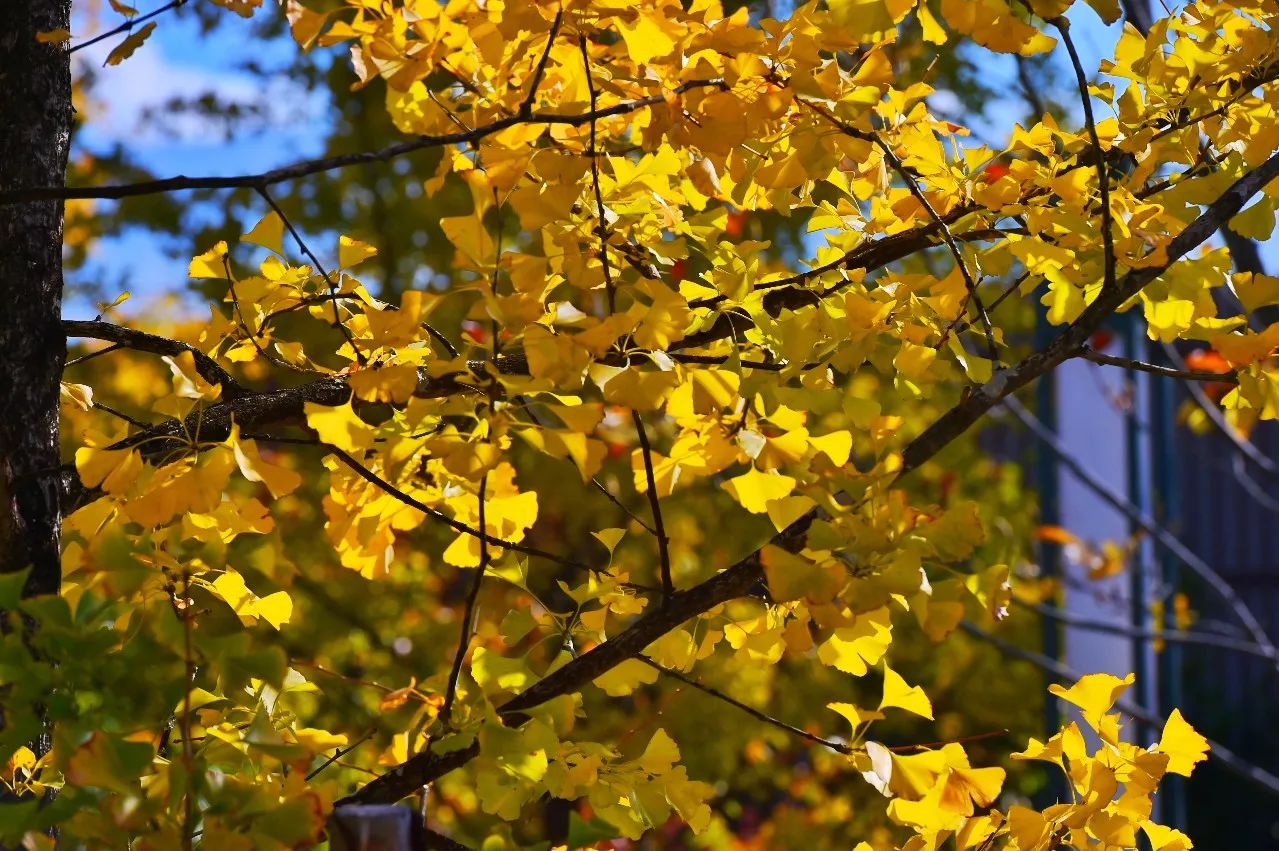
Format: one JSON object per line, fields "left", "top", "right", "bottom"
{"left": 0, "top": 568, "right": 30, "bottom": 610}
{"left": 566, "top": 812, "right": 620, "bottom": 848}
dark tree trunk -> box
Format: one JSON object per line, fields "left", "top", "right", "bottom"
{"left": 0, "top": 0, "right": 72, "bottom": 602}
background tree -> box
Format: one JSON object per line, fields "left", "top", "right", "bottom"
{"left": 4, "top": 0, "right": 1279, "bottom": 848}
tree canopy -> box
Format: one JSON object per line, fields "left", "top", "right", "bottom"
{"left": 4, "top": 0, "right": 1279, "bottom": 848}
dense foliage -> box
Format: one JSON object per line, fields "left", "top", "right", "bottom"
{"left": 8, "top": 0, "right": 1279, "bottom": 847}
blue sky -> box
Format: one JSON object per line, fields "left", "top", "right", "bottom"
{"left": 66, "top": 3, "right": 330, "bottom": 318}
{"left": 64, "top": 1, "right": 1276, "bottom": 319}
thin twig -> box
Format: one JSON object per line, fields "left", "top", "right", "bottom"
{"left": 95, "top": 401, "right": 153, "bottom": 431}
{"left": 639, "top": 656, "right": 854, "bottom": 754}
{"left": 440, "top": 475, "right": 488, "bottom": 727}
{"left": 590, "top": 478, "right": 658, "bottom": 535}
{"left": 898, "top": 149, "right": 1279, "bottom": 475}
{"left": 1160, "top": 341, "right": 1279, "bottom": 477}
{"left": 799, "top": 99, "right": 997, "bottom": 358}
{"left": 579, "top": 34, "right": 616, "bottom": 314}
{"left": 424, "top": 323, "right": 460, "bottom": 358}
{"left": 876, "top": 142, "right": 996, "bottom": 358}
{"left": 631, "top": 411, "right": 673, "bottom": 599}
{"left": 68, "top": 0, "right": 185, "bottom": 55}
{"left": 643, "top": 655, "right": 1005, "bottom": 755}
{"left": 0, "top": 81, "right": 728, "bottom": 205}
{"left": 306, "top": 729, "right": 376, "bottom": 781}
{"left": 179, "top": 570, "right": 195, "bottom": 851}
{"left": 257, "top": 186, "right": 365, "bottom": 365}
{"left": 1018, "top": 598, "right": 1277, "bottom": 661}
{"left": 328, "top": 446, "right": 598, "bottom": 575}
{"left": 1050, "top": 15, "right": 1116, "bottom": 293}
{"left": 64, "top": 341, "right": 121, "bottom": 368}
{"left": 1077, "top": 346, "right": 1238, "bottom": 382}
{"left": 941, "top": 271, "right": 1030, "bottom": 345}
{"left": 518, "top": 8, "right": 564, "bottom": 116}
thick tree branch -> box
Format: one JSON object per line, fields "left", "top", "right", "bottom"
{"left": 339, "top": 511, "right": 812, "bottom": 805}
{"left": 64, "top": 319, "right": 250, "bottom": 398}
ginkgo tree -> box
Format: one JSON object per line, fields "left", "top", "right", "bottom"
{"left": 3, "top": 0, "right": 1277, "bottom": 847}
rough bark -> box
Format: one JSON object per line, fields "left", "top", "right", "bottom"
{"left": 0, "top": 0, "right": 72, "bottom": 600}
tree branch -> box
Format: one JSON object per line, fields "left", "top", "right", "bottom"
{"left": 0, "top": 82, "right": 727, "bottom": 205}
{"left": 631, "top": 411, "right": 673, "bottom": 600}
{"left": 329, "top": 447, "right": 596, "bottom": 577}
{"left": 800, "top": 99, "right": 998, "bottom": 359}
{"left": 67, "top": 0, "right": 185, "bottom": 56}
{"left": 1017, "top": 598, "right": 1277, "bottom": 661}
{"left": 439, "top": 475, "right": 488, "bottom": 727}
{"left": 638, "top": 655, "right": 854, "bottom": 755}
{"left": 899, "top": 148, "right": 1279, "bottom": 476}
{"left": 1076, "top": 346, "right": 1237, "bottom": 383}
{"left": 579, "top": 33, "right": 616, "bottom": 315}
{"left": 256, "top": 186, "right": 365, "bottom": 365}
{"left": 64, "top": 318, "right": 249, "bottom": 399}
{"left": 339, "top": 510, "right": 813, "bottom": 806}
{"left": 1050, "top": 14, "right": 1117, "bottom": 293}
{"left": 517, "top": 8, "right": 563, "bottom": 117}
{"left": 1159, "top": 341, "right": 1279, "bottom": 477}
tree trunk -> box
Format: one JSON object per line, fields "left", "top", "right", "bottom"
{"left": 0, "top": 0, "right": 72, "bottom": 602}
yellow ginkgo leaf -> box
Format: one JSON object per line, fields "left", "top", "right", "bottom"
{"left": 879, "top": 664, "right": 934, "bottom": 719}
{"left": 592, "top": 658, "right": 659, "bottom": 697}
{"left": 163, "top": 351, "right": 223, "bottom": 402}
{"left": 242, "top": 211, "right": 284, "bottom": 254}
{"left": 616, "top": 11, "right": 676, "bottom": 65}
{"left": 211, "top": 570, "right": 254, "bottom": 615}
{"left": 74, "top": 445, "right": 142, "bottom": 495}
{"left": 1048, "top": 671, "right": 1133, "bottom": 742}
{"left": 189, "top": 241, "right": 230, "bottom": 279}
{"left": 721, "top": 467, "right": 796, "bottom": 514}
{"left": 348, "top": 364, "right": 419, "bottom": 404}
{"left": 338, "top": 234, "right": 378, "bottom": 269}
{"left": 828, "top": 701, "right": 884, "bottom": 735}
{"left": 231, "top": 424, "right": 302, "bottom": 498}
{"left": 638, "top": 728, "right": 681, "bottom": 775}
{"left": 292, "top": 728, "right": 348, "bottom": 753}
{"left": 827, "top": 0, "right": 915, "bottom": 42}
{"left": 305, "top": 401, "right": 376, "bottom": 452}
{"left": 1154, "top": 709, "right": 1208, "bottom": 777}
{"left": 255, "top": 591, "right": 294, "bottom": 630}
{"left": 818, "top": 607, "right": 893, "bottom": 676}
